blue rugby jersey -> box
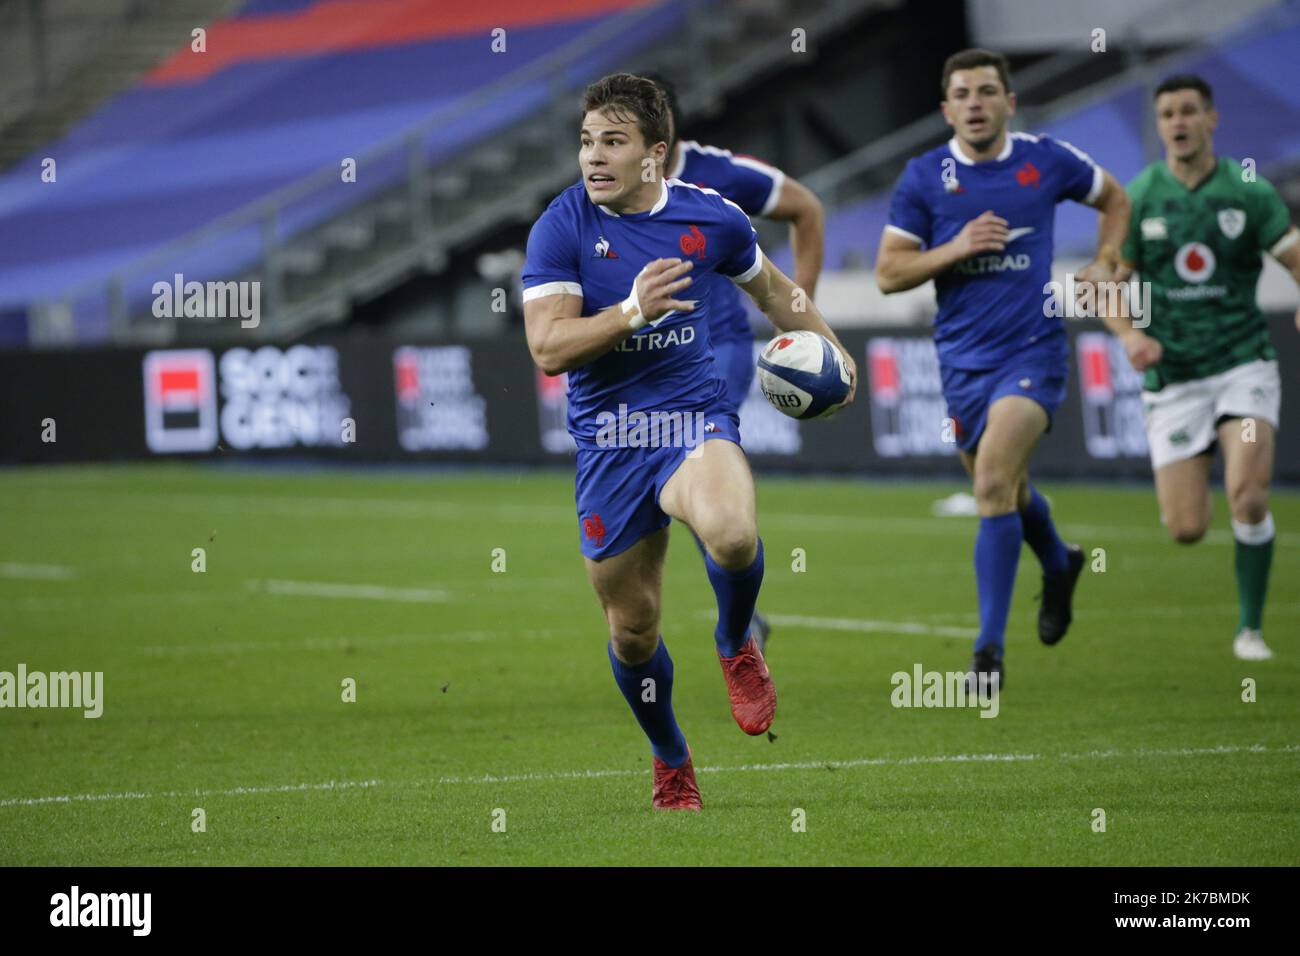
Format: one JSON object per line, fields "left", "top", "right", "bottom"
{"left": 521, "top": 177, "right": 762, "bottom": 447}
{"left": 886, "top": 132, "right": 1102, "bottom": 369}
{"left": 668, "top": 140, "right": 785, "bottom": 344}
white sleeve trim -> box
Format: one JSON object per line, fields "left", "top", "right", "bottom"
{"left": 1084, "top": 165, "right": 1104, "bottom": 205}
{"left": 757, "top": 167, "right": 787, "bottom": 217}
{"left": 522, "top": 281, "right": 583, "bottom": 303}
{"left": 727, "top": 154, "right": 785, "bottom": 216}
{"left": 1056, "top": 137, "right": 1096, "bottom": 165}
{"left": 728, "top": 245, "right": 764, "bottom": 284}
{"left": 884, "top": 224, "right": 924, "bottom": 245}
{"left": 1269, "top": 227, "right": 1299, "bottom": 258}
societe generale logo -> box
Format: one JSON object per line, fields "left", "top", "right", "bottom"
{"left": 142, "top": 349, "right": 218, "bottom": 453}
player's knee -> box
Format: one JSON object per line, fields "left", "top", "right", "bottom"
{"left": 1227, "top": 483, "right": 1269, "bottom": 524}
{"left": 972, "top": 469, "right": 1018, "bottom": 511}
{"left": 1167, "top": 517, "right": 1208, "bottom": 545}
{"left": 608, "top": 610, "right": 660, "bottom": 665}
{"left": 1016, "top": 478, "right": 1031, "bottom": 511}
{"left": 701, "top": 519, "right": 757, "bottom": 570}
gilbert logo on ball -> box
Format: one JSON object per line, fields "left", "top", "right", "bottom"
{"left": 757, "top": 330, "right": 850, "bottom": 420}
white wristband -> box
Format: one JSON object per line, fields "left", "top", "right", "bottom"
{"left": 623, "top": 290, "right": 644, "bottom": 329}
{"left": 623, "top": 266, "right": 648, "bottom": 329}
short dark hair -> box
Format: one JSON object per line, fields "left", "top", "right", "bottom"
{"left": 1154, "top": 73, "right": 1214, "bottom": 107}
{"left": 581, "top": 73, "right": 672, "bottom": 151}
{"left": 941, "top": 48, "right": 1012, "bottom": 98}
{"left": 640, "top": 71, "right": 681, "bottom": 150}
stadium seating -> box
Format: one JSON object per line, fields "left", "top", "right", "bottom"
{"left": 0, "top": 0, "right": 689, "bottom": 342}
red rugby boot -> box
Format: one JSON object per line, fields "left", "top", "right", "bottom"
{"left": 719, "top": 634, "right": 777, "bottom": 735}
{"left": 652, "top": 749, "right": 702, "bottom": 810}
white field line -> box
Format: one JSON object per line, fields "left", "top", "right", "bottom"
{"left": 7, "top": 576, "right": 584, "bottom": 611}
{"left": 0, "top": 562, "right": 77, "bottom": 581}
{"left": 131, "top": 599, "right": 1300, "bottom": 656}
{"left": 8, "top": 591, "right": 240, "bottom": 610}
{"left": 21, "top": 490, "right": 564, "bottom": 524}
{"left": 19, "top": 489, "right": 1299, "bottom": 547}
{"left": 0, "top": 779, "right": 381, "bottom": 809}
{"left": 438, "top": 752, "right": 1040, "bottom": 785}
{"left": 247, "top": 579, "right": 449, "bottom": 603}
{"left": 434, "top": 743, "right": 1300, "bottom": 785}
{"left": 756, "top": 613, "right": 978, "bottom": 639}
{"left": 721, "top": 606, "right": 1300, "bottom": 631}
{"left": 3, "top": 744, "right": 1294, "bottom": 808}
{"left": 137, "top": 628, "right": 563, "bottom": 657}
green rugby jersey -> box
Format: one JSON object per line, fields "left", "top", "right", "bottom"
{"left": 1121, "top": 157, "right": 1292, "bottom": 390}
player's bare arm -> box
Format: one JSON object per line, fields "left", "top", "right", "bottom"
{"left": 1273, "top": 227, "right": 1300, "bottom": 331}
{"left": 765, "top": 176, "right": 826, "bottom": 298}
{"left": 1106, "top": 258, "right": 1163, "bottom": 371}
{"left": 739, "top": 251, "right": 857, "bottom": 404}
{"left": 874, "top": 210, "right": 1010, "bottom": 293}
{"left": 1101, "top": 298, "right": 1164, "bottom": 372}
{"left": 1075, "top": 169, "right": 1131, "bottom": 284}
{"left": 524, "top": 258, "right": 695, "bottom": 375}
{"left": 1094, "top": 168, "right": 1148, "bottom": 375}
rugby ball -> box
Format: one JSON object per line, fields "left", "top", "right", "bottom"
{"left": 757, "top": 330, "right": 851, "bottom": 419}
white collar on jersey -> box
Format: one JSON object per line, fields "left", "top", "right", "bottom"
{"left": 948, "top": 133, "right": 1014, "bottom": 165}
{"left": 598, "top": 177, "right": 669, "bottom": 217}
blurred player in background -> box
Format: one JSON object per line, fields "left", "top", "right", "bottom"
{"left": 875, "top": 48, "right": 1131, "bottom": 692}
{"left": 521, "top": 73, "right": 855, "bottom": 810}
{"left": 1107, "top": 74, "right": 1300, "bottom": 661}
{"left": 647, "top": 73, "right": 828, "bottom": 654}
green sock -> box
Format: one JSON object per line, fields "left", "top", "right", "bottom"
{"left": 1233, "top": 515, "right": 1275, "bottom": 632}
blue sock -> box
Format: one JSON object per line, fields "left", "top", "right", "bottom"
{"left": 705, "top": 537, "right": 764, "bottom": 657}
{"left": 608, "top": 638, "right": 688, "bottom": 767}
{"left": 974, "top": 512, "right": 1022, "bottom": 655}
{"left": 1020, "top": 484, "right": 1069, "bottom": 577}
{"left": 696, "top": 529, "right": 763, "bottom": 639}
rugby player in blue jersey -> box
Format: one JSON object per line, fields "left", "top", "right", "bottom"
{"left": 522, "top": 73, "right": 855, "bottom": 810}
{"left": 875, "top": 49, "right": 1132, "bottom": 693}
{"left": 649, "top": 74, "right": 828, "bottom": 654}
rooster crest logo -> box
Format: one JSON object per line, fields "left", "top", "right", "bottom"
{"left": 679, "top": 225, "right": 707, "bottom": 259}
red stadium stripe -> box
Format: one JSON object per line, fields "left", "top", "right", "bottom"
{"left": 147, "top": 0, "right": 652, "bottom": 85}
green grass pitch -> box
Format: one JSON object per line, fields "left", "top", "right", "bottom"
{"left": 1, "top": 463, "right": 1296, "bottom": 865}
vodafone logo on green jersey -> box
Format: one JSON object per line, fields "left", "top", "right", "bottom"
{"left": 1174, "top": 242, "right": 1216, "bottom": 283}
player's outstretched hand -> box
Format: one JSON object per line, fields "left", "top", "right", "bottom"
{"left": 636, "top": 258, "right": 695, "bottom": 322}
{"left": 837, "top": 346, "right": 858, "bottom": 408}
{"left": 1074, "top": 258, "right": 1115, "bottom": 288}
{"left": 1121, "top": 330, "right": 1163, "bottom": 371}
{"left": 952, "top": 210, "right": 1010, "bottom": 259}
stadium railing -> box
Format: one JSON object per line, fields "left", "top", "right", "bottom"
{"left": 25, "top": 0, "right": 886, "bottom": 347}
